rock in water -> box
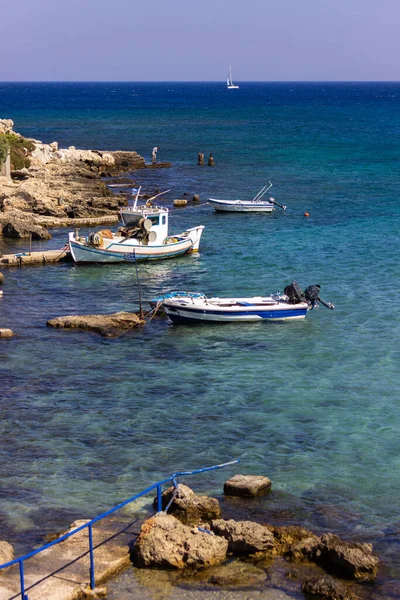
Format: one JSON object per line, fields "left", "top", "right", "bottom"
{"left": 153, "top": 484, "right": 221, "bottom": 526}
{"left": 302, "top": 575, "right": 357, "bottom": 600}
{"left": 47, "top": 312, "right": 144, "bottom": 337}
{"left": 314, "top": 533, "right": 379, "bottom": 581}
{"left": 224, "top": 474, "right": 272, "bottom": 497}
{"left": 133, "top": 512, "right": 228, "bottom": 570}
{"left": 211, "top": 519, "right": 275, "bottom": 556}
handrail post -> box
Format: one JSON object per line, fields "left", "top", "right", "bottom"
{"left": 19, "top": 560, "right": 28, "bottom": 600}
{"left": 157, "top": 484, "right": 162, "bottom": 512}
{"left": 88, "top": 523, "right": 95, "bottom": 590}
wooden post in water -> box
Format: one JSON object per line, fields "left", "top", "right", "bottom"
{"left": 197, "top": 152, "right": 204, "bottom": 165}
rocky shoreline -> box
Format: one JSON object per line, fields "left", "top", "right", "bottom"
{"left": 0, "top": 118, "right": 145, "bottom": 242}
{"left": 0, "top": 474, "right": 383, "bottom": 600}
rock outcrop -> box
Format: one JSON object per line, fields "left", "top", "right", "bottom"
{"left": 133, "top": 512, "right": 228, "bottom": 570}
{"left": 0, "top": 210, "right": 52, "bottom": 240}
{"left": 0, "top": 120, "right": 146, "bottom": 239}
{"left": 154, "top": 484, "right": 221, "bottom": 526}
{"left": 46, "top": 312, "right": 145, "bottom": 337}
{"left": 0, "top": 119, "right": 14, "bottom": 135}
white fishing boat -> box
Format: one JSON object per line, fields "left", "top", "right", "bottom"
{"left": 208, "top": 182, "right": 286, "bottom": 213}
{"left": 227, "top": 65, "right": 239, "bottom": 89}
{"left": 68, "top": 190, "right": 204, "bottom": 263}
{"left": 162, "top": 282, "right": 334, "bottom": 324}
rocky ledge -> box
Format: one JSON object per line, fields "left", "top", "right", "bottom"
{"left": 0, "top": 118, "right": 145, "bottom": 240}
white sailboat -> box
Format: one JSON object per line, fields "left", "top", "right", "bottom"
{"left": 227, "top": 65, "right": 239, "bottom": 89}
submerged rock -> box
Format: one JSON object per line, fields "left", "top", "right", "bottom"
{"left": 154, "top": 484, "right": 221, "bottom": 526}
{"left": 46, "top": 312, "right": 145, "bottom": 337}
{"left": 302, "top": 575, "right": 358, "bottom": 600}
{"left": 133, "top": 512, "right": 228, "bottom": 570}
{"left": 206, "top": 561, "right": 267, "bottom": 587}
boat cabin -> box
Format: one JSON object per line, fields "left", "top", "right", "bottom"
{"left": 120, "top": 205, "right": 169, "bottom": 244}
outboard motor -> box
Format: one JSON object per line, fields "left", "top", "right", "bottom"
{"left": 284, "top": 281, "right": 306, "bottom": 304}
{"left": 305, "top": 284, "right": 334, "bottom": 310}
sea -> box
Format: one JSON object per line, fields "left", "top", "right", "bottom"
{"left": 0, "top": 82, "right": 399, "bottom": 596}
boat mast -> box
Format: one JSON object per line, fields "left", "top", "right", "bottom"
{"left": 132, "top": 186, "right": 142, "bottom": 210}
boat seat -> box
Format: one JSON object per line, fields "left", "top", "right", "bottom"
{"left": 236, "top": 301, "right": 255, "bottom": 306}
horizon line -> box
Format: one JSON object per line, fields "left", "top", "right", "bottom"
{"left": 1, "top": 80, "right": 400, "bottom": 84}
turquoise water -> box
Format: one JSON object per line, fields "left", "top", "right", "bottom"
{"left": 0, "top": 83, "right": 400, "bottom": 580}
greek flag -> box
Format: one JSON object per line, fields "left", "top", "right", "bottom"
{"left": 132, "top": 188, "right": 139, "bottom": 195}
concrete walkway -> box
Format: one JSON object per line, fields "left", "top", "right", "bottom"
{"left": 0, "top": 248, "right": 71, "bottom": 267}
{"left": 0, "top": 516, "right": 139, "bottom": 600}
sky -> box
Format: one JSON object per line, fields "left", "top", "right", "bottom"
{"left": 1, "top": 0, "right": 399, "bottom": 81}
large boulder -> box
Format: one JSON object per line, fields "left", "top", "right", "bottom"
{"left": 211, "top": 519, "right": 275, "bottom": 556}
{"left": 133, "top": 512, "right": 228, "bottom": 570}
{"left": 154, "top": 484, "right": 221, "bottom": 526}
{"left": 224, "top": 474, "right": 272, "bottom": 497}
{"left": 54, "top": 147, "right": 103, "bottom": 166}
{"left": 313, "top": 533, "right": 379, "bottom": 582}
{"left": 47, "top": 312, "right": 145, "bottom": 337}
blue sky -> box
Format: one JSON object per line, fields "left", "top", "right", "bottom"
{"left": 2, "top": 0, "right": 399, "bottom": 81}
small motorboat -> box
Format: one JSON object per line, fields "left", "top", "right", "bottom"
{"left": 68, "top": 189, "right": 204, "bottom": 264}
{"left": 208, "top": 182, "right": 286, "bottom": 213}
{"left": 162, "top": 282, "right": 334, "bottom": 324}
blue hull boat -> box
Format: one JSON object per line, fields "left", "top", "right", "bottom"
{"left": 163, "top": 293, "right": 309, "bottom": 324}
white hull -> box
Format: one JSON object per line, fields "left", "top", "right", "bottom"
{"left": 163, "top": 294, "right": 309, "bottom": 324}
{"left": 68, "top": 226, "right": 204, "bottom": 264}
{"left": 208, "top": 198, "right": 275, "bottom": 212}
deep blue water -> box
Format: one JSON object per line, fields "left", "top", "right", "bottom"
{"left": 0, "top": 83, "right": 400, "bottom": 585}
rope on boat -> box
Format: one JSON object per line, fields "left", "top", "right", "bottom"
{"left": 146, "top": 300, "right": 164, "bottom": 321}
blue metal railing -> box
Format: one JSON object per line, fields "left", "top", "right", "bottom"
{"left": 0, "top": 459, "right": 239, "bottom": 600}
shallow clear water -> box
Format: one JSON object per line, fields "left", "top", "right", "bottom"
{"left": 0, "top": 84, "right": 399, "bottom": 579}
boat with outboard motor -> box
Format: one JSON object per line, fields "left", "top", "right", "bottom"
{"left": 68, "top": 189, "right": 204, "bottom": 263}
{"left": 208, "top": 182, "right": 286, "bottom": 213}
{"left": 162, "top": 282, "right": 334, "bottom": 324}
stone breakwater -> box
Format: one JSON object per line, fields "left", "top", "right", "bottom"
{"left": 0, "top": 118, "right": 145, "bottom": 241}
